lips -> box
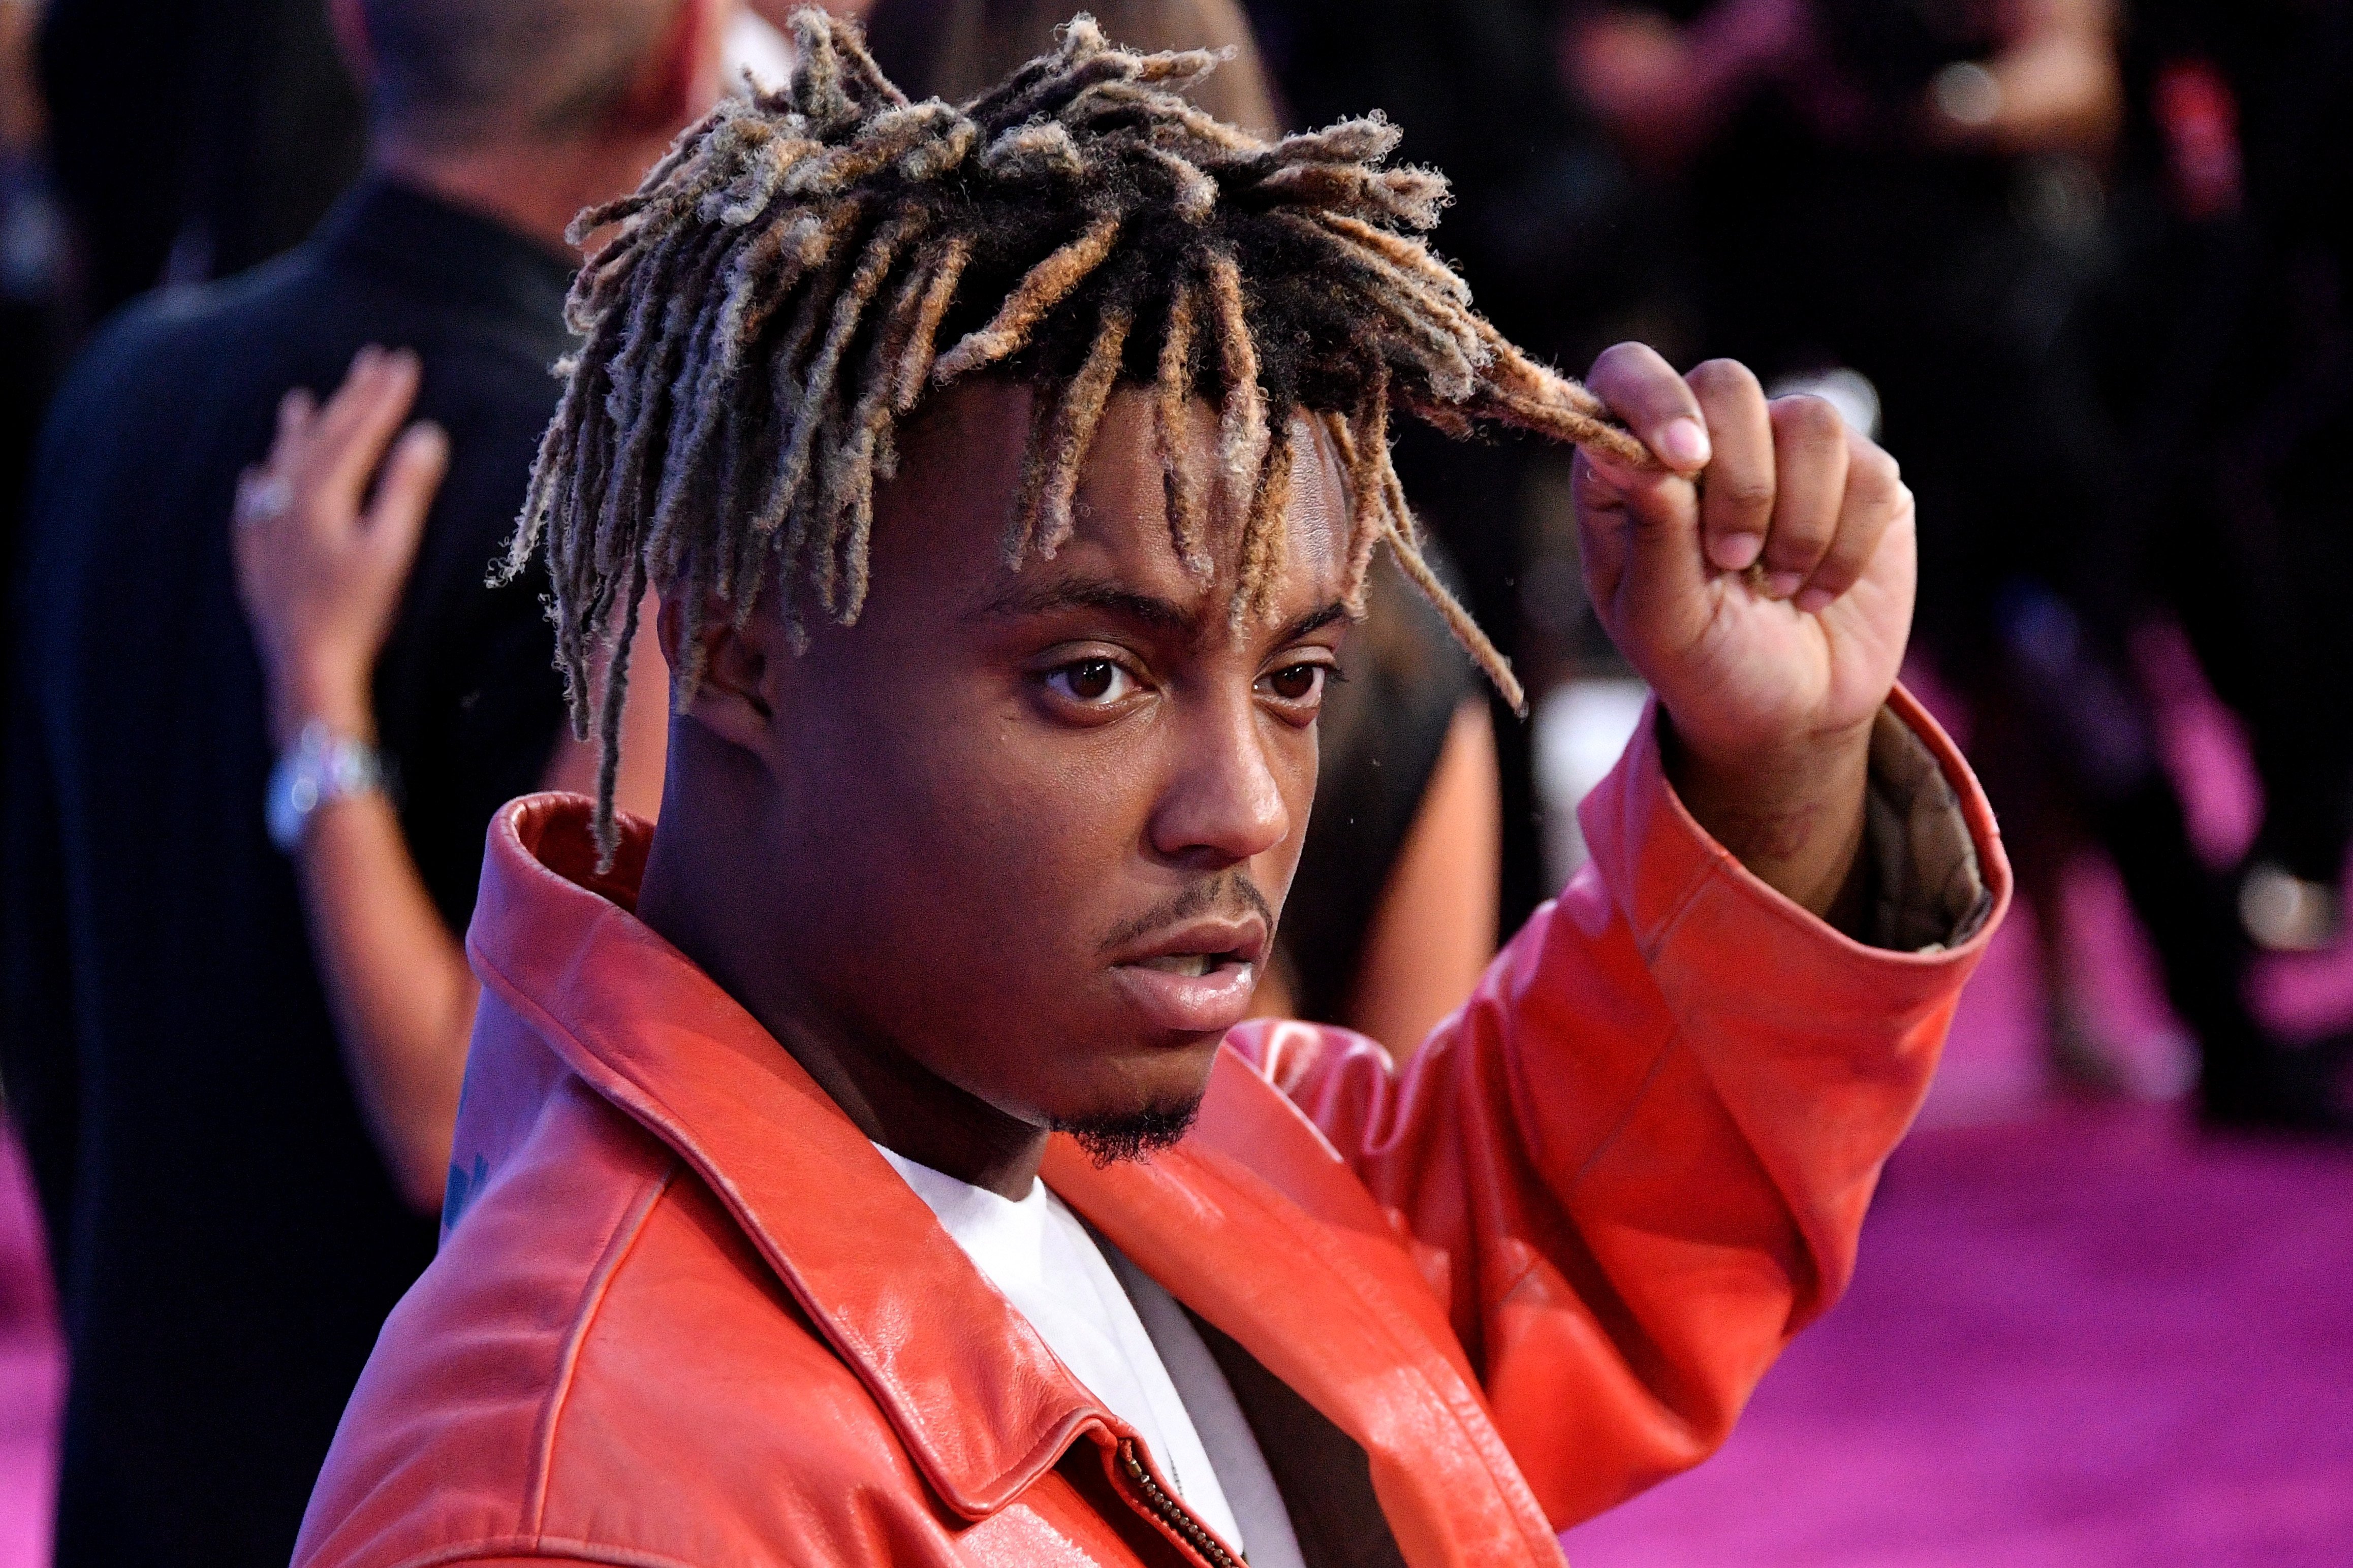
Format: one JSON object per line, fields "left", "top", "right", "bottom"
{"left": 1108, "top": 914, "right": 1268, "bottom": 1035}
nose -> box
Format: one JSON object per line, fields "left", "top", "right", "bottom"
{"left": 1146, "top": 690, "right": 1294, "bottom": 870}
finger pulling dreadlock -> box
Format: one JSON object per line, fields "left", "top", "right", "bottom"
{"left": 507, "top": 7, "right": 1654, "bottom": 860}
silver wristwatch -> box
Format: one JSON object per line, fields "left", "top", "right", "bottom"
{"left": 266, "top": 722, "right": 392, "bottom": 852}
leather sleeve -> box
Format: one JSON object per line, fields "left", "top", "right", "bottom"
{"left": 1234, "top": 685, "right": 2010, "bottom": 1527}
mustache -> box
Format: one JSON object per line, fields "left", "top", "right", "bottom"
{"left": 1097, "top": 872, "right": 1274, "bottom": 956}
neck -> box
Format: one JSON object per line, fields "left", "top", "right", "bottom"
{"left": 372, "top": 133, "right": 662, "bottom": 258}
{"left": 636, "top": 812, "right": 1053, "bottom": 1201}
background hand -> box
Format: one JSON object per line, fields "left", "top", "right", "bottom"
{"left": 233, "top": 345, "right": 449, "bottom": 748}
{"left": 1572, "top": 343, "right": 1916, "bottom": 917}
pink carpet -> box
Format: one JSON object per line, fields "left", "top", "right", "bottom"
{"left": 0, "top": 1127, "right": 58, "bottom": 1568}
{"left": 1558, "top": 1105, "right": 2353, "bottom": 1567}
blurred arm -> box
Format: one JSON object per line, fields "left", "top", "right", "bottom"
{"left": 293, "top": 684, "right": 665, "bottom": 1216}
{"left": 1932, "top": 0, "right": 2121, "bottom": 156}
{"left": 235, "top": 351, "right": 667, "bottom": 1213}
{"left": 1340, "top": 697, "right": 1500, "bottom": 1059}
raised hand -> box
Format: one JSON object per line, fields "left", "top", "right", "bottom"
{"left": 233, "top": 345, "right": 450, "bottom": 749}
{"left": 1572, "top": 344, "right": 1916, "bottom": 920}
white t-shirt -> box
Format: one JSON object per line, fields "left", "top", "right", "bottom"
{"left": 875, "top": 1146, "right": 1305, "bottom": 1568}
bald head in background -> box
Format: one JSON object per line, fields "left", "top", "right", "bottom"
{"left": 356, "top": 0, "right": 683, "bottom": 149}
{"left": 335, "top": 0, "right": 731, "bottom": 248}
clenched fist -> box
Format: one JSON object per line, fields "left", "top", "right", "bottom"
{"left": 1574, "top": 344, "right": 1917, "bottom": 922}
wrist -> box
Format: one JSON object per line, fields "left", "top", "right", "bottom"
{"left": 269, "top": 661, "right": 376, "bottom": 750}
{"left": 266, "top": 721, "right": 396, "bottom": 854}
{"left": 1662, "top": 713, "right": 1873, "bottom": 920}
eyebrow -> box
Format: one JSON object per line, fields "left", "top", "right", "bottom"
{"left": 976, "top": 577, "right": 1352, "bottom": 648}
{"left": 975, "top": 579, "right": 1195, "bottom": 632}
{"left": 1275, "top": 600, "right": 1353, "bottom": 645}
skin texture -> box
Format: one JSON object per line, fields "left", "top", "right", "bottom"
{"left": 639, "top": 349, "right": 1915, "bottom": 1201}
{"left": 230, "top": 4, "right": 725, "bottom": 1210}
{"left": 1578, "top": 347, "right": 1912, "bottom": 924}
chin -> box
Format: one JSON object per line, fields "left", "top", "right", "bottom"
{"left": 1048, "top": 1094, "right": 1206, "bottom": 1167}
{"left": 1034, "top": 1029, "right": 1222, "bottom": 1164}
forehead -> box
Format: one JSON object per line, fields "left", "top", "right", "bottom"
{"left": 864, "top": 381, "right": 1350, "bottom": 629}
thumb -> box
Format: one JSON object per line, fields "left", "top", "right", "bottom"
{"left": 364, "top": 421, "right": 450, "bottom": 571}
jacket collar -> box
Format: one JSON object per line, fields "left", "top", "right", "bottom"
{"left": 465, "top": 795, "right": 1118, "bottom": 1519}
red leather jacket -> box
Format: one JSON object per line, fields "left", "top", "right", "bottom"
{"left": 296, "top": 691, "right": 2005, "bottom": 1568}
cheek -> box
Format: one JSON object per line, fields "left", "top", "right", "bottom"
{"left": 780, "top": 688, "right": 1153, "bottom": 980}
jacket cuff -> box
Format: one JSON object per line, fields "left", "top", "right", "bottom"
{"left": 1861, "top": 705, "right": 1996, "bottom": 952}
{"left": 1576, "top": 682, "right": 2012, "bottom": 1019}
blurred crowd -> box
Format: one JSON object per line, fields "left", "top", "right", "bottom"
{"left": 0, "top": 0, "right": 2348, "bottom": 1562}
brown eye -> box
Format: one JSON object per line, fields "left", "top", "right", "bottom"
{"left": 1265, "top": 664, "right": 1325, "bottom": 703}
{"left": 1045, "top": 658, "right": 1134, "bottom": 705}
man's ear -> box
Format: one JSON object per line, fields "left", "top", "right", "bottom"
{"left": 327, "top": 0, "right": 374, "bottom": 88}
{"left": 614, "top": 0, "right": 728, "bottom": 138}
{"left": 657, "top": 590, "right": 773, "bottom": 750}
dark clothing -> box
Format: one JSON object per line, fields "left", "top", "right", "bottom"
{"left": 38, "top": 0, "right": 365, "bottom": 315}
{"left": 2, "top": 178, "right": 572, "bottom": 1566}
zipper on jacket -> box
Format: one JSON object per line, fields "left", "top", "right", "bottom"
{"left": 1116, "top": 1436, "right": 1239, "bottom": 1568}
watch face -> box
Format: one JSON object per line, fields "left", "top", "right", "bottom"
{"left": 266, "top": 753, "right": 311, "bottom": 852}
{"left": 267, "top": 730, "right": 389, "bottom": 851}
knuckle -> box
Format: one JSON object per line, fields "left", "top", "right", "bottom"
{"left": 1714, "top": 476, "right": 1775, "bottom": 516}
{"left": 1688, "top": 357, "right": 1759, "bottom": 394}
{"left": 1773, "top": 393, "right": 1842, "bottom": 443}
{"left": 1592, "top": 340, "right": 1648, "bottom": 376}
{"left": 1766, "top": 531, "right": 1832, "bottom": 568}
{"left": 1856, "top": 443, "right": 1902, "bottom": 493}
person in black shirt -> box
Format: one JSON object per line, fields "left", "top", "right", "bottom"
{"left": 0, "top": 1, "right": 727, "bottom": 1560}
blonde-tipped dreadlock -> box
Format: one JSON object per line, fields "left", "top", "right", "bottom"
{"left": 508, "top": 8, "right": 1653, "bottom": 858}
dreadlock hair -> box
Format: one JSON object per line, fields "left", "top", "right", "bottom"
{"left": 506, "top": 8, "right": 1655, "bottom": 859}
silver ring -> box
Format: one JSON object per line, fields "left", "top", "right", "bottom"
{"left": 238, "top": 475, "right": 293, "bottom": 528}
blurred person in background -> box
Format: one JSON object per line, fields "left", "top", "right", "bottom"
{"left": 1567, "top": 0, "right": 2350, "bottom": 1128}
{"left": 0, "top": 0, "right": 724, "bottom": 1560}
{"left": 25, "top": 0, "right": 840, "bottom": 333}
{"left": 2099, "top": 2, "right": 2353, "bottom": 968}
{"left": 864, "top": 0, "right": 1504, "bottom": 1056}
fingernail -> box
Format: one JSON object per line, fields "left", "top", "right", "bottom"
{"left": 351, "top": 344, "right": 376, "bottom": 372}
{"left": 1794, "top": 586, "right": 1835, "bottom": 614}
{"left": 1764, "top": 570, "right": 1805, "bottom": 600}
{"left": 1710, "top": 531, "right": 1764, "bottom": 571}
{"left": 1659, "top": 417, "right": 1710, "bottom": 470}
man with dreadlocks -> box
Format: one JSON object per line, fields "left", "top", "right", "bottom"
{"left": 296, "top": 13, "right": 2006, "bottom": 1567}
